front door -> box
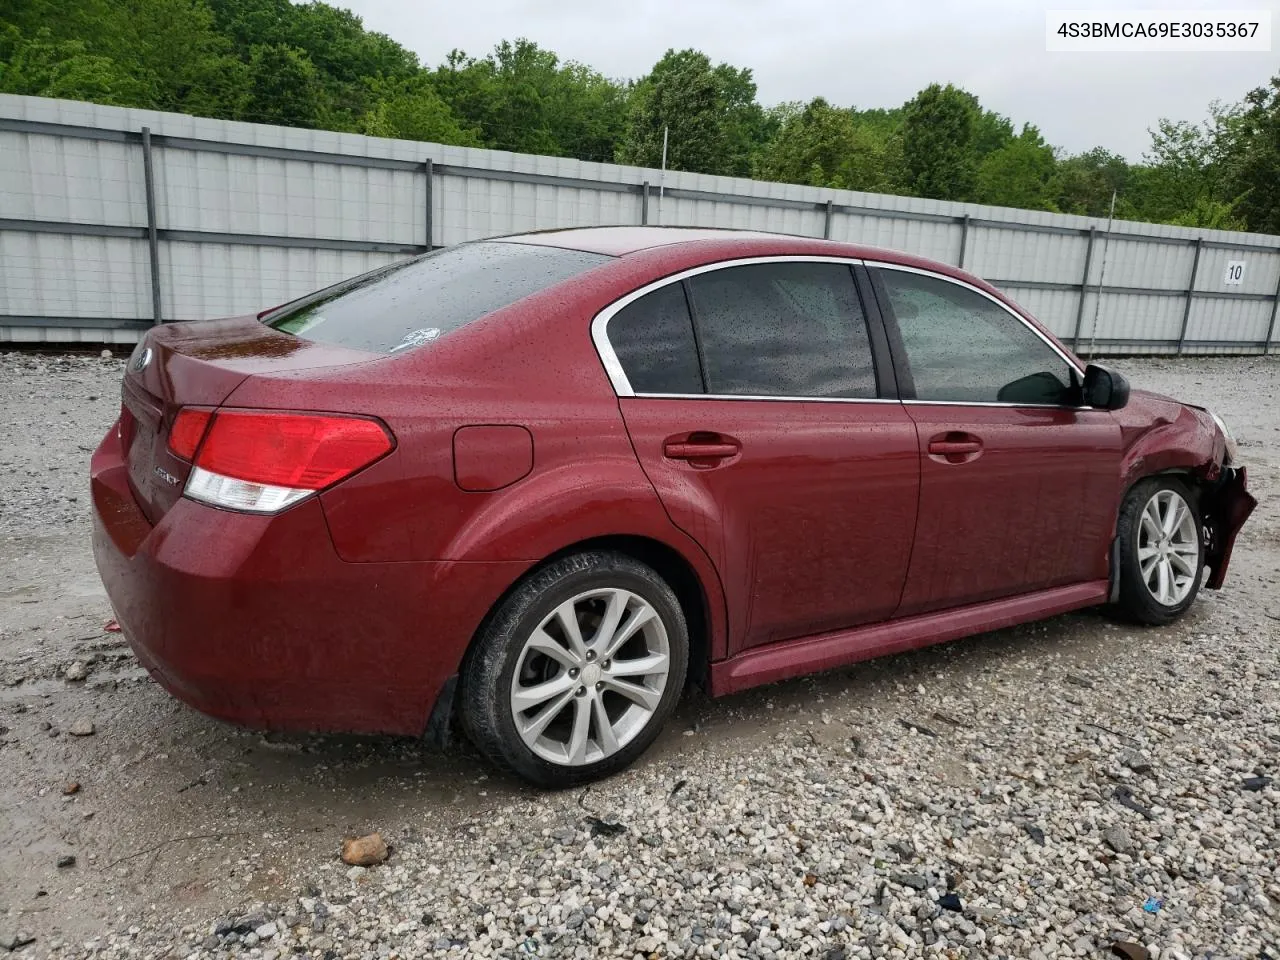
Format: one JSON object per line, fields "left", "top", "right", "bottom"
{"left": 599, "top": 259, "right": 921, "bottom": 651}
{"left": 868, "top": 264, "right": 1123, "bottom": 616}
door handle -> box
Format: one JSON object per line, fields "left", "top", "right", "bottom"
{"left": 663, "top": 441, "right": 740, "bottom": 459}
{"left": 927, "top": 432, "right": 983, "bottom": 464}
{"left": 928, "top": 440, "right": 982, "bottom": 455}
{"left": 663, "top": 433, "right": 741, "bottom": 462}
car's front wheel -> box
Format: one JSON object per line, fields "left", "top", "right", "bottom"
{"left": 1115, "top": 477, "right": 1204, "bottom": 625}
{"left": 459, "top": 551, "right": 688, "bottom": 788}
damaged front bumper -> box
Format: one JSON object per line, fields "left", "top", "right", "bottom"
{"left": 1203, "top": 465, "right": 1256, "bottom": 589}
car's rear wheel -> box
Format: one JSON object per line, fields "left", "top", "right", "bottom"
{"left": 1115, "top": 477, "right": 1204, "bottom": 625}
{"left": 459, "top": 550, "right": 688, "bottom": 788}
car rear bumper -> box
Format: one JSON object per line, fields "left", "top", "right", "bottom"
{"left": 90, "top": 423, "right": 527, "bottom": 736}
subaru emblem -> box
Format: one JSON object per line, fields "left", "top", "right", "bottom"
{"left": 131, "top": 347, "right": 153, "bottom": 373}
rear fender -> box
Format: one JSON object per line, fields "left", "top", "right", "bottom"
{"left": 440, "top": 457, "right": 730, "bottom": 660}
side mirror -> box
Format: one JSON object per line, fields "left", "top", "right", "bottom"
{"left": 1082, "top": 363, "right": 1130, "bottom": 410}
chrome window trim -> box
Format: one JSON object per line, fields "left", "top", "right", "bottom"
{"left": 628, "top": 392, "right": 900, "bottom": 404}
{"left": 591, "top": 254, "right": 1092, "bottom": 410}
{"left": 590, "top": 255, "right": 867, "bottom": 399}
{"left": 617, "top": 394, "right": 1087, "bottom": 409}
{"left": 867, "top": 260, "right": 1085, "bottom": 377}
{"left": 902, "top": 399, "right": 1080, "bottom": 410}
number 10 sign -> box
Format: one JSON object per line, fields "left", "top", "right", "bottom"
{"left": 1223, "top": 260, "right": 1246, "bottom": 285}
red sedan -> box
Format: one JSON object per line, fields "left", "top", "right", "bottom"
{"left": 91, "top": 227, "right": 1255, "bottom": 787}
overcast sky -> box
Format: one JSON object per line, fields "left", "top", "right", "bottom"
{"left": 338, "top": 0, "right": 1279, "bottom": 161}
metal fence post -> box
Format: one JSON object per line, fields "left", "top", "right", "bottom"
{"left": 957, "top": 215, "right": 971, "bottom": 269}
{"left": 1177, "top": 237, "right": 1204, "bottom": 355}
{"left": 823, "top": 200, "right": 834, "bottom": 240}
{"left": 1071, "top": 227, "right": 1097, "bottom": 350}
{"left": 641, "top": 182, "right": 650, "bottom": 226}
{"left": 1265, "top": 252, "right": 1280, "bottom": 354}
{"left": 423, "top": 158, "right": 433, "bottom": 250}
{"left": 140, "top": 127, "right": 163, "bottom": 324}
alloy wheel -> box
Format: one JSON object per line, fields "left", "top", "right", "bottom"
{"left": 509, "top": 588, "right": 671, "bottom": 766}
{"left": 1136, "top": 489, "right": 1199, "bottom": 606}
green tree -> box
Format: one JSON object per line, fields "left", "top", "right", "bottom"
{"left": 547, "top": 61, "right": 628, "bottom": 163}
{"left": 5, "top": 1, "right": 1276, "bottom": 231}
{"left": 850, "top": 106, "right": 908, "bottom": 190}
{"left": 287, "top": 1, "right": 417, "bottom": 86}
{"left": 972, "top": 108, "right": 1014, "bottom": 158}
{"left": 901, "top": 83, "right": 978, "bottom": 201}
{"left": 360, "top": 79, "right": 481, "bottom": 146}
{"left": 616, "top": 48, "right": 764, "bottom": 177}
{"left": 1222, "top": 74, "right": 1280, "bottom": 233}
{"left": 242, "top": 43, "right": 323, "bottom": 127}
{"left": 974, "top": 124, "right": 1057, "bottom": 209}
{"left": 1128, "top": 118, "right": 1217, "bottom": 223}
{"left": 754, "top": 97, "right": 896, "bottom": 192}
{"left": 1, "top": 0, "right": 247, "bottom": 116}
{"left": 483, "top": 38, "right": 574, "bottom": 155}
{"left": 207, "top": 0, "right": 419, "bottom": 127}
{"left": 430, "top": 49, "right": 499, "bottom": 140}
{"left": 711, "top": 59, "right": 768, "bottom": 176}
{"left": 205, "top": 0, "right": 293, "bottom": 51}
{"left": 850, "top": 105, "right": 905, "bottom": 138}
{"left": 127, "top": 0, "right": 248, "bottom": 116}
{"left": 1054, "top": 147, "right": 1129, "bottom": 216}
{"left": 755, "top": 97, "right": 852, "bottom": 186}
{"left": 0, "top": 27, "right": 143, "bottom": 102}
{"left": 1168, "top": 195, "right": 1247, "bottom": 230}
{"left": 430, "top": 40, "right": 627, "bottom": 161}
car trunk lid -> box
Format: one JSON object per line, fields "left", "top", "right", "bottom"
{"left": 120, "top": 315, "right": 376, "bottom": 524}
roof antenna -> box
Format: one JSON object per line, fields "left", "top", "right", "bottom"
{"left": 658, "top": 125, "right": 668, "bottom": 226}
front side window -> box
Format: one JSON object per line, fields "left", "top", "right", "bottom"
{"left": 876, "top": 268, "right": 1077, "bottom": 405}
{"left": 683, "top": 262, "right": 877, "bottom": 398}
{"left": 263, "top": 241, "right": 613, "bottom": 355}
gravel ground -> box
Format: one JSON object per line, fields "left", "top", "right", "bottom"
{"left": 0, "top": 351, "right": 1277, "bottom": 960}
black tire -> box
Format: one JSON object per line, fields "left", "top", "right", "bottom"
{"left": 458, "top": 550, "right": 689, "bottom": 788}
{"left": 1115, "top": 476, "right": 1204, "bottom": 625}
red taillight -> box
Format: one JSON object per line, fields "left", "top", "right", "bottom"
{"left": 193, "top": 410, "right": 393, "bottom": 490}
{"left": 168, "top": 408, "right": 214, "bottom": 460}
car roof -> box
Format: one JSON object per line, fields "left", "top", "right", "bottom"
{"left": 493, "top": 225, "right": 949, "bottom": 270}
{"left": 490, "top": 226, "right": 1070, "bottom": 351}
{"left": 494, "top": 226, "right": 787, "bottom": 257}
{"left": 492, "top": 226, "right": 990, "bottom": 292}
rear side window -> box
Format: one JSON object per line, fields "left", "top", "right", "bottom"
{"left": 608, "top": 283, "right": 704, "bottom": 394}
{"left": 263, "top": 242, "right": 612, "bottom": 355}
{"left": 684, "top": 262, "right": 877, "bottom": 398}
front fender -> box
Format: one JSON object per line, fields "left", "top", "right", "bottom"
{"left": 1117, "top": 396, "right": 1224, "bottom": 495}
{"left": 1114, "top": 391, "right": 1253, "bottom": 590}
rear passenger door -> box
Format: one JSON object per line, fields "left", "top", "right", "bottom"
{"left": 597, "top": 258, "right": 921, "bottom": 653}
{"left": 868, "top": 264, "right": 1123, "bottom": 615}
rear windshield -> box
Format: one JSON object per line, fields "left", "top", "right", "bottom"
{"left": 262, "top": 241, "right": 612, "bottom": 354}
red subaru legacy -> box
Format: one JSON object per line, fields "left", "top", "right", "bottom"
{"left": 91, "top": 227, "right": 1255, "bottom": 787}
